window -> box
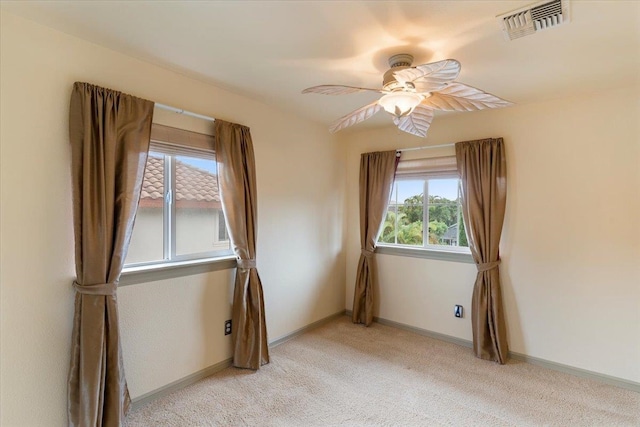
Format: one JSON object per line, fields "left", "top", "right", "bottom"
{"left": 378, "top": 178, "right": 468, "bottom": 251}
{"left": 377, "top": 155, "right": 470, "bottom": 255}
{"left": 124, "top": 133, "right": 232, "bottom": 268}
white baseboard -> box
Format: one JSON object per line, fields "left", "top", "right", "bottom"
{"left": 345, "top": 310, "right": 640, "bottom": 393}
{"left": 269, "top": 310, "right": 346, "bottom": 348}
{"left": 130, "top": 309, "right": 347, "bottom": 410}
{"left": 508, "top": 351, "right": 640, "bottom": 393}
{"left": 130, "top": 357, "right": 233, "bottom": 410}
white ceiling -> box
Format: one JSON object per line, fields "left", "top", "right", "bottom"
{"left": 2, "top": 1, "right": 639, "bottom": 130}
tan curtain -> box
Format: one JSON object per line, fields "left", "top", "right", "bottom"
{"left": 67, "top": 82, "right": 153, "bottom": 426}
{"left": 214, "top": 120, "right": 269, "bottom": 370}
{"left": 352, "top": 151, "right": 398, "bottom": 326}
{"left": 455, "top": 138, "right": 509, "bottom": 364}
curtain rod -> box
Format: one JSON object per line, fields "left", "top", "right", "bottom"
{"left": 397, "top": 142, "right": 455, "bottom": 151}
{"left": 396, "top": 142, "right": 455, "bottom": 154}
{"left": 155, "top": 103, "right": 216, "bottom": 122}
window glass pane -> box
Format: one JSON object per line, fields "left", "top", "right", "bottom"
{"left": 175, "top": 155, "right": 230, "bottom": 256}
{"left": 428, "top": 179, "right": 465, "bottom": 247}
{"left": 388, "top": 180, "right": 397, "bottom": 204}
{"left": 391, "top": 180, "right": 424, "bottom": 246}
{"left": 379, "top": 204, "right": 397, "bottom": 244}
{"left": 397, "top": 201, "right": 423, "bottom": 246}
{"left": 125, "top": 152, "right": 165, "bottom": 264}
{"left": 457, "top": 183, "right": 469, "bottom": 248}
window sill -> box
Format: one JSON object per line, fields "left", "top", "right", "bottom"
{"left": 119, "top": 256, "right": 237, "bottom": 286}
{"left": 375, "top": 245, "right": 474, "bottom": 264}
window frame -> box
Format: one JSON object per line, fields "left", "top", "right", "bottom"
{"left": 121, "top": 140, "right": 234, "bottom": 277}
{"left": 376, "top": 174, "right": 473, "bottom": 263}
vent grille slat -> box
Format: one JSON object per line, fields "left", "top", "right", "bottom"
{"left": 531, "top": 0, "right": 562, "bottom": 19}
{"left": 498, "top": 0, "right": 570, "bottom": 41}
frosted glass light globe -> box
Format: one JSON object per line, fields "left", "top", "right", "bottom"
{"left": 378, "top": 92, "right": 423, "bottom": 118}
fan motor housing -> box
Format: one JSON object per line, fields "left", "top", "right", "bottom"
{"left": 383, "top": 53, "right": 414, "bottom": 90}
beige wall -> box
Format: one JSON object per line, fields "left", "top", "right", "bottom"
{"left": 0, "top": 11, "right": 346, "bottom": 426}
{"left": 343, "top": 85, "right": 640, "bottom": 384}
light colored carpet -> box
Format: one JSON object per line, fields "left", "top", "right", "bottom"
{"left": 125, "top": 316, "right": 640, "bottom": 426}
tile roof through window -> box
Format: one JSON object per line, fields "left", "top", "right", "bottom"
{"left": 139, "top": 156, "right": 221, "bottom": 209}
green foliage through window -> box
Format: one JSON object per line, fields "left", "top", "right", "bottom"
{"left": 378, "top": 179, "right": 469, "bottom": 249}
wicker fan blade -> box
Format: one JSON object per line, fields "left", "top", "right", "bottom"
{"left": 413, "top": 79, "right": 451, "bottom": 94}
{"left": 329, "top": 101, "right": 382, "bottom": 133}
{"left": 302, "top": 85, "right": 381, "bottom": 95}
{"left": 393, "top": 103, "right": 434, "bottom": 137}
{"left": 424, "top": 83, "right": 513, "bottom": 111}
{"left": 393, "top": 59, "right": 461, "bottom": 90}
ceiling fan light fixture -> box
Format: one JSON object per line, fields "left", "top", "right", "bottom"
{"left": 379, "top": 92, "right": 423, "bottom": 118}
{"left": 303, "top": 55, "right": 512, "bottom": 137}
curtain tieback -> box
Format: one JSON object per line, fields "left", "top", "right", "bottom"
{"left": 476, "top": 260, "right": 501, "bottom": 272}
{"left": 361, "top": 249, "right": 375, "bottom": 258}
{"left": 73, "top": 281, "right": 117, "bottom": 296}
{"left": 237, "top": 259, "right": 256, "bottom": 269}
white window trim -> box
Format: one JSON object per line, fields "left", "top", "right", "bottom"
{"left": 124, "top": 145, "right": 233, "bottom": 268}
{"left": 120, "top": 255, "right": 237, "bottom": 286}
{"left": 375, "top": 244, "right": 474, "bottom": 263}
{"left": 378, "top": 173, "right": 472, "bottom": 262}
{"left": 122, "top": 136, "right": 235, "bottom": 281}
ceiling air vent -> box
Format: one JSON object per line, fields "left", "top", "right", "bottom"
{"left": 497, "top": 0, "right": 570, "bottom": 41}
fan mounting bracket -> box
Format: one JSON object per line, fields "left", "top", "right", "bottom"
{"left": 388, "top": 53, "right": 414, "bottom": 68}
{"left": 383, "top": 54, "right": 415, "bottom": 90}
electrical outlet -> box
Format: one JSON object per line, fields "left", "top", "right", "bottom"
{"left": 224, "top": 319, "right": 232, "bottom": 335}
{"left": 454, "top": 305, "right": 463, "bottom": 318}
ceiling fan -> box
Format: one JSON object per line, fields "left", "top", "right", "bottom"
{"left": 302, "top": 54, "right": 513, "bottom": 137}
